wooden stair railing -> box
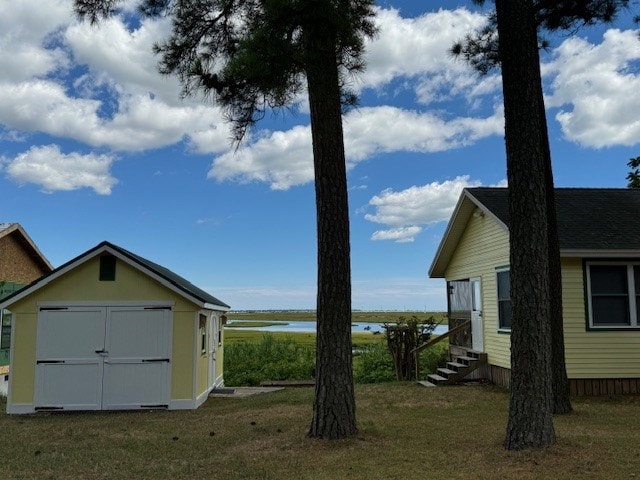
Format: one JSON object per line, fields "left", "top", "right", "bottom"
{"left": 411, "top": 320, "right": 471, "bottom": 354}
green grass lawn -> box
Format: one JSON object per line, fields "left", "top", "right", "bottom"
{"left": 2, "top": 385, "right": 639, "bottom": 480}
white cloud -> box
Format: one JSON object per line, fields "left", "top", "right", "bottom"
{"left": 363, "top": 7, "right": 496, "bottom": 101}
{"left": 0, "top": 79, "right": 231, "bottom": 153}
{"left": 3, "top": 145, "right": 117, "bottom": 195}
{"left": 365, "top": 175, "right": 507, "bottom": 243}
{"left": 371, "top": 226, "right": 423, "bottom": 243}
{"left": 1, "top": 1, "right": 636, "bottom": 198}
{"left": 65, "top": 15, "right": 179, "bottom": 101}
{"left": 0, "top": 0, "right": 71, "bottom": 82}
{"left": 0, "top": 2, "right": 232, "bottom": 156}
{"left": 208, "top": 106, "right": 504, "bottom": 190}
{"left": 209, "top": 125, "right": 314, "bottom": 190}
{"left": 545, "top": 29, "right": 640, "bottom": 148}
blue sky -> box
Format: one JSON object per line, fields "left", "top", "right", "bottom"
{"left": 1, "top": 1, "right": 639, "bottom": 310}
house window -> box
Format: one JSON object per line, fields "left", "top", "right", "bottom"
{"left": 586, "top": 263, "right": 640, "bottom": 328}
{"left": 0, "top": 311, "right": 11, "bottom": 350}
{"left": 497, "top": 268, "right": 512, "bottom": 330}
{"left": 99, "top": 254, "right": 116, "bottom": 281}
{"left": 199, "top": 314, "right": 207, "bottom": 354}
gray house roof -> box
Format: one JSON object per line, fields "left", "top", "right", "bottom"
{"left": 467, "top": 188, "right": 640, "bottom": 250}
{"left": 430, "top": 187, "right": 640, "bottom": 278}
{"left": 0, "top": 241, "right": 230, "bottom": 311}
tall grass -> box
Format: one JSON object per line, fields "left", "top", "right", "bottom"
{"left": 353, "top": 341, "right": 449, "bottom": 383}
{"left": 224, "top": 333, "right": 316, "bottom": 386}
{"left": 224, "top": 333, "right": 448, "bottom": 386}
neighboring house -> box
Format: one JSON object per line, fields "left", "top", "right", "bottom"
{"left": 0, "top": 241, "right": 230, "bottom": 414}
{"left": 429, "top": 187, "right": 640, "bottom": 395}
{"left": 0, "top": 223, "right": 53, "bottom": 396}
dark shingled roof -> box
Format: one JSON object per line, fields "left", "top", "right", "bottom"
{"left": 106, "top": 242, "right": 230, "bottom": 309}
{"left": 0, "top": 241, "right": 229, "bottom": 309}
{"left": 466, "top": 187, "right": 640, "bottom": 251}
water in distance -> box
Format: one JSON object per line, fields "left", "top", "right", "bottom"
{"left": 226, "top": 319, "right": 448, "bottom": 335}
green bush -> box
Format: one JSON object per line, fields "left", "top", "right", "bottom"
{"left": 224, "top": 333, "right": 316, "bottom": 386}
{"left": 353, "top": 341, "right": 450, "bottom": 384}
{"left": 353, "top": 342, "right": 396, "bottom": 384}
{"left": 418, "top": 342, "right": 449, "bottom": 380}
{"left": 224, "top": 332, "right": 450, "bottom": 386}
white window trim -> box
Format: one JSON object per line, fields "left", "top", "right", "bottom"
{"left": 496, "top": 266, "right": 511, "bottom": 332}
{"left": 586, "top": 261, "right": 640, "bottom": 329}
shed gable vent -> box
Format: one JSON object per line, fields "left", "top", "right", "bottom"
{"left": 99, "top": 254, "right": 116, "bottom": 281}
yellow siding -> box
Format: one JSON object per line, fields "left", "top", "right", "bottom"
{"left": 561, "top": 258, "right": 640, "bottom": 378}
{"left": 445, "top": 226, "right": 640, "bottom": 379}
{"left": 8, "top": 256, "right": 197, "bottom": 404}
{"left": 172, "top": 311, "right": 196, "bottom": 399}
{"left": 10, "top": 313, "right": 37, "bottom": 404}
{"left": 444, "top": 213, "right": 511, "bottom": 369}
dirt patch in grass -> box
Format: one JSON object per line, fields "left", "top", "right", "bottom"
{"left": 1, "top": 386, "right": 639, "bottom": 479}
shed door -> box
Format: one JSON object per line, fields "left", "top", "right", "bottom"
{"left": 35, "top": 307, "right": 106, "bottom": 411}
{"left": 102, "top": 307, "right": 171, "bottom": 409}
{"left": 35, "top": 306, "right": 171, "bottom": 411}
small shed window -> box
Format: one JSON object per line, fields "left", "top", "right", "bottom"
{"left": 99, "top": 254, "right": 116, "bottom": 281}
{"left": 497, "top": 268, "right": 512, "bottom": 330}
{"left": 199, "top": 314, "right": 207, "bottom": 355}
{"left": 0, "top": 311, "right": 11, "bottom": 350}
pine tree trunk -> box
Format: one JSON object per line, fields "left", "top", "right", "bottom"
{"left": 546, "top": 167, "right": 572, "bottom": 415}
{"left": 533, "top": 44, "right": 572, "bottom": 414}
{"left": 496, "top": 0, "right": 555, "bottom": 450}
{"left": 305, "top": 17, "right": 357, "bottom": 440}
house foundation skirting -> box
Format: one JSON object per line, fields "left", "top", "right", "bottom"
{"left": 570, "top": 378, "right": 640, "bottom": 396}
{"left": 488, "top": 365, "right": 511, "bottom": 389}
{"left": 488, "top": 364, "right": 640, "bottom": 396}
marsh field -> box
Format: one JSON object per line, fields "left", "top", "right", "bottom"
{"left": 222, "top": 311, "right": 450, "bottom": 386}
{"left": 226, "top": 310, "right": 448, "bottom": 324}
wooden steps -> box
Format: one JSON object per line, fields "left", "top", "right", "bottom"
{"left": 421, "top": 348, "right": 487, "bottom": 387}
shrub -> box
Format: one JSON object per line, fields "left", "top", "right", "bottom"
{"left": 224, "top": 333, "right": 315, "bottom": 386}
{"left": 353, "top": 341, "right": 395, "bottom": 384}
{"left": 384, "top": 315, "right": 440, "bottom": 381}
{"left": 353, "top": 340, "right": 449, "bottom": 384}
{"left": 417, "top": 342, "right": 449, "bottom": 380}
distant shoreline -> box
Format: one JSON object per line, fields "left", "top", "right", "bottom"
{"left": 227, "top": 310, "right": 447, "bottom": 324}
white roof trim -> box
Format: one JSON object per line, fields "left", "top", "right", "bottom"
{"left": 0, "top": 223, "right": 53, "bottom": 271}
{"left": 428, "top": 189, "right": 508, "bottom": 278}
{"left": 560, "top": 249, "right": 640, "bottom": 258}
{"left": 204, "top": 302, "right": 231, "bottom": 312}
{"left": 0, "top": 243, "right": 222, "bottom": 310}
{"left": 464, "top": 190, "right": 509, "bottom": 232}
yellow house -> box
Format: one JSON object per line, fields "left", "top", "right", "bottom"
{"left": 430, "top": 187, "right": 640, "bottom": 395}
{"left": 0, "top": 241, "right": 230, "bottom": 414}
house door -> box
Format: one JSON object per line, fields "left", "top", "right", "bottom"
{"left": 35, "top": 306, "right": 171, "bottom": 411}
{"left": 470, "top": 278, "right": 483, "bottom": 352}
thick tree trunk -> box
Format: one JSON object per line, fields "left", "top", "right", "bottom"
{"left": 540, "top": 98, "right": 571, "bottom": 414}
{"left": 545, "top": 165, "right": 572, "bottom": 415}
{"left": 496, "top": 0, "right": 555, "bottom": 450}
{"left": 304, "top": 19, "right": 357, "bottom": 440}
